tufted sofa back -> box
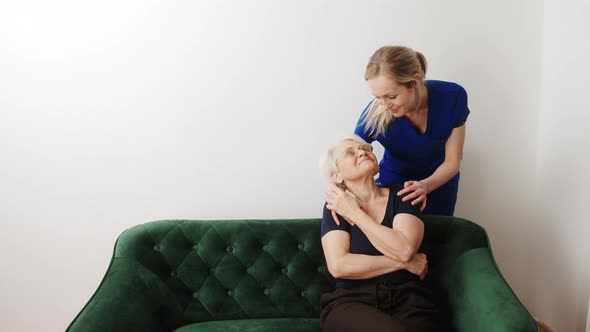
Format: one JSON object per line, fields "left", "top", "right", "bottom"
{"left": 115, "top": 219, "right": 333, "bottom": 328}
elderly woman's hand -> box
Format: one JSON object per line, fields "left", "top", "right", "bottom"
{"left": 397, "top": 180, "right": 428, "bottom": 212}
{"left": 325, "top": 182, "right": 362, "bottom": 226}
{"left": 405, "top": 253, "right": 428, "bottom": 280}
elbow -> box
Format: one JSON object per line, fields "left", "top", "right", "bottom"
{"left": 326, "top": 261, "right": 344, "bottom": 279}
{"left": 329, "top": 268, "right": 344, "bottom": 279}
{"left": 447, "top": 159, "right": 461, "bottom": 174}
{"left": 383, "top": 246, "right": 413, "bottom": 263}
{"left": 398, "top": 245, "right": 416, "bottom": 263}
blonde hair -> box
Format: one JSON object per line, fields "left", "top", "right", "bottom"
{"left": 362, "top": 46, "right": 428, "bottom": 138}
{"left": 319, "top": 134, "right": 369, "bottom": 181}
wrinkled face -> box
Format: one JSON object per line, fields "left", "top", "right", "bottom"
{"left": 333, "top": 140, "right": 379, "bottom": 182}
{"left": 367, "top": 74, "right": 417, "bottom": 118}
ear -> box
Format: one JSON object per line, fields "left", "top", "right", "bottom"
{"left": 413, "top": 73, "right": 422, "bottom": 85}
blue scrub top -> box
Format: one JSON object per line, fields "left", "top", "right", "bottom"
{"left": 354, "top": 80, "right": 470, "bottom": 215}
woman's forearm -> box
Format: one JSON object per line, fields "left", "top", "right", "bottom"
{"left": 330, "top": 253, "right": 406, "bottom": 279}
{"left": 422, "top": 124, "right": 465, "bottom": 193}
{"left": 420, "top": 160, "right": 460, "bottom": 194}
{"left": 350, "top": 211, "right": 416, "bottom": 262}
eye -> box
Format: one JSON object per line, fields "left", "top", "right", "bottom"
{"left": 388, "top": 95, "right": 397, "bottom": 99}
{"left": 344, "top": 148, "right": 356, "bottom": 157}
{"left": 360, "top": 144, "right": 373, "bottom": 152}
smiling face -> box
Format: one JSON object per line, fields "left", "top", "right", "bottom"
{"left": 332, "top": 140, "right": 379, "bottom": 183}
{"left": 367, "top": 74, "right": 418, "bottom": 118}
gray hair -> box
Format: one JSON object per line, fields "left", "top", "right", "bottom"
{"left": 319, "top": 134, "right": 369, "bottom": 181}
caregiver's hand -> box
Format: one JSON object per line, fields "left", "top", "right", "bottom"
{"left": 397, "top": 180, "right": 428, "bottom": 212}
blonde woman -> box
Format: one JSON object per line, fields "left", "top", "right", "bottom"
{"left": 353, "top": 45, "right": 469, "bottom": 216}
{"left": 319, "top": 134, "right": 446, "bottom": 332}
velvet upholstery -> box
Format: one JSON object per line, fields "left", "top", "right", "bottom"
{"left": 67, "top": 217, "right": 538, "bottom": 332}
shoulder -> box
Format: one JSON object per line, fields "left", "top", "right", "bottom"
{"left": 427, "top": 80, "right": 466, "bottom": 97}
{"left": 388, "top": 186, "right": 422, "bottom": 219}
{"left": 427, "top": 80, "right": 469, "bottom": 122}
{"left": 321, "top": 203, "right": 350, "bottom": 237}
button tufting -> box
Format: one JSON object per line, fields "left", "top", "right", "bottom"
{"left": 192, "top": 245, "right": 198, "bottom": 251}
{"left": 210, "top": 268, "right": 215, "bottom": 274}
{"left": 193, "top": 292, "right": 199, "bottom": 299}
{"left": 317, "top": 267, "right": 322, "bottom": 273}
{"left": 226, "top": 246, "right": 233, "bottom": 253}
{"left": 227, "top": 290, "right": 234, "bottom": 296}
{"left": 264, "top": 289, "right": 270, "bottom": 295}
{"left": 153, "top": 245, "right": 160, "bottom": 251}
{"left": 301, "top": 291, "right": 306, "bottom": 297}
{"left": 298, "top": 243, "right": 304, "bottom": 250}
{"left": 170, "top": 271, "right": 176, "bottom": 277}
{"left": 281, "top": 268, "right": 287, "bottom": 274}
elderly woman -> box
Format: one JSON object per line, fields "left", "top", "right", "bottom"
{"left": 319, "top": 134, "right": 446, "bottom": 332}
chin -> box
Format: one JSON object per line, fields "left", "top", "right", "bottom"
{"left": 362, "top": 163, "right": 379, "bottom": 175}
{"left": 390, "top": 109, "right": 406, "bottom": 118}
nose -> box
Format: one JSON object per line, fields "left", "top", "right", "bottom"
{"left": 381, "top": 99, "right": 392, "bottom": 109}
{"left": 357, "top": 147, "right": 367, "bottom": 157}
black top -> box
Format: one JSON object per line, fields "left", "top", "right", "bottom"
{"left": 321, "top": 184, "right": 422, "bottom": 288}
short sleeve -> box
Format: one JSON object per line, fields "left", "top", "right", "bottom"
{"left": 354, "top": 100, "right": 376, "bottom": 143}
{"left": 394, "top": 193, "right": 423, "bottom": 219}
{"left": 321, "top": 203, "right": 350, "bottom": 237}
{"left": 452, "top": 86, "right": 470, "bottom": 128}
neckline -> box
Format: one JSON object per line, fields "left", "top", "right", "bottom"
{"left": 403, "top": 82, "right": 431, "bottom": 136}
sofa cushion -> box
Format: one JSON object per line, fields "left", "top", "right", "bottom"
{"left": 173, "top": 318, "right": 320, "bottom": 332}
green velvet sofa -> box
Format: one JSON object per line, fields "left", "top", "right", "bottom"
{"left": 67, "top": 216, "right": 538, "bottom": 332}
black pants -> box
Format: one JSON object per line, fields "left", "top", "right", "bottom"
{"left": 320, "top": 281, "right": 448, "bottom": 332}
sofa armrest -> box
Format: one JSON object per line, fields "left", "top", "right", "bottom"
{"left": 67, "top": 258, "right": 182, "bottom": 332}
{"left": 446, "top": 248, "right": 539, "bottom": 332}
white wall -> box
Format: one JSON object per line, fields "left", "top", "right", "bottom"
{"left": 0, "top": 1, "right": 586, "bottom": 331}
{"left": 533, "top": 0, "right": 590, "bottom": 331}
